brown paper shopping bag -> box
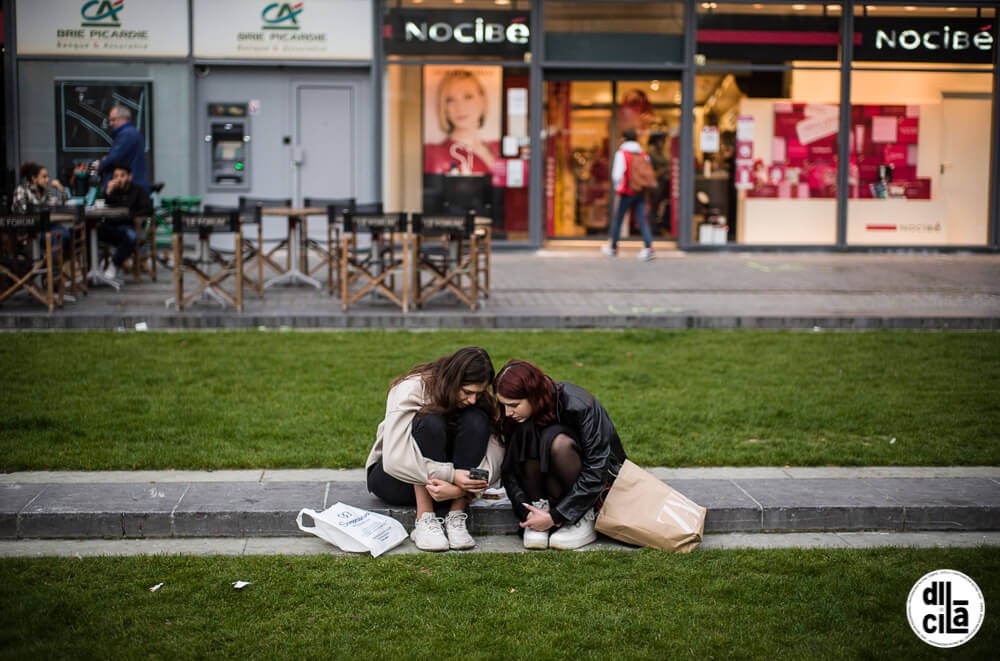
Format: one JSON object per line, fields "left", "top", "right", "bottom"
{"left": 595, "top": 460, "right": 706, "bottom": 553}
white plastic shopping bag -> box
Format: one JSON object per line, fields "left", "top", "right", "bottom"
{"left": 296, "top": 502, "right": 408, "bottom": 557}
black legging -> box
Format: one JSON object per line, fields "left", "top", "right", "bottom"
{"left": 367, "top": 406, "right": 491, "bottom": 506}
{"left": 517, "top": 432, "right": 583, "bottom": 503}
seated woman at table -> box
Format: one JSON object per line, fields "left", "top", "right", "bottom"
{"left": 366, "top": 346, "right": 504, "bottom": 552}
{"left": 493, "top": 359, "right": 627, "bottom": 550}
{"left": 10, "top": 161, "right": 71, "bottom": 250}
{"left": 11, "top": 161, "right": 69, "bottom": 212}
{"left": 98, "top": 163, "right": 152, "bottom": 281}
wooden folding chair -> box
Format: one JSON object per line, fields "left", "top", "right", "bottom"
{"left": 129, "top": 213, "right": 157, "bottom": 282}
{"left": 238, "top": 196, "right": 292, "bottom": 294}
{"left": 167, "top": 209, "right": 243, "bottom": 312}
{"left": 45, "top": 204, "right": 87, "bottom": 297}
{"left": 340, "top": 211, "right": 410, "bottom": 312}
{"left": 302, "top": 196, "right": 355, "bottom": 295}
{"left": 0, "top": 210, "right": 63, "bottom": 313}
{"left": 411, "top": 212, "right": 480, "bottom": 310}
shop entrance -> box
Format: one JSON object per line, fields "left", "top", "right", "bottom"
{"left": 543, "top": 76, "right": 681, "bottom": 241}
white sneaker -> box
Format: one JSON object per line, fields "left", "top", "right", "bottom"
{"left": 522, "top": 499, "right": 550, "bottom": 550}
{"left": 548, "top": 509, "right": 597, "bottom": 550}
{"left": 600, "top": 245, "right": 617, "bottom": 258}
{"left": 103, "top": 263, "right": 118, "bottom": 280}
{"left": 443, "top": 511, "right": 475, "bottom": 550}
{"left": 637, "top": 248, "right": 655, "bottom": 262}
{"left": 410, "top": 512, "right": 449, "bottom": 552}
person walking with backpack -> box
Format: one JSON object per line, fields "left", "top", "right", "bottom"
{"left": 602, "top": 128, "right": 656, "bottom": 261}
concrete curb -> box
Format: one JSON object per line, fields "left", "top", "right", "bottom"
{"left": 3, "top": 472, "right": 998, "bottom": 540}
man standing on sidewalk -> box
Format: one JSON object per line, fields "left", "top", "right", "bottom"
{"left": 603, "top": 128, "right": 655, "bottom": 261}
{"left": 94, "top": 105, "right": 150, "bottom": 192}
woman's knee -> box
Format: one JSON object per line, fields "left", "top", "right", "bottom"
{"left": 412, "top": 413, "right": 448, "bottom": 445}
{"left": 549, "top": 433, "right": 579, "bottom": 462}
{"left": 455, "top": 406, "right": 491, "bottom": 440}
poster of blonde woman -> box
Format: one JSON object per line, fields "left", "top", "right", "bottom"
{"left": 423, "top": 65, "right": 502, "bottom": 175}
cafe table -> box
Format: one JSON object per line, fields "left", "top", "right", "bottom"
{"left": 49, "top": 204, "right": 130, "bottom": 292}
{"left": 259, "top": 206, "right": 324, "bottom": 289}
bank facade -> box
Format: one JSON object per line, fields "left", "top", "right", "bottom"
{"left": 4, "top": 0, "right": 998, "bottom": 251}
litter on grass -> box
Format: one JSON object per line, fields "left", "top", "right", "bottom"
{"left": 232, "top": 581, "right": 252, "bottom": 590}
{"left": 149, "top": 583, "right": 164, "bottom": 592}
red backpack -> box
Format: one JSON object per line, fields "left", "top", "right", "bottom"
{"left": 627, "top": 151, "right": 657, "bottom": 194}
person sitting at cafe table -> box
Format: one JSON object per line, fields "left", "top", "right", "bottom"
{"left": 10, "top": 161, "right": 72, "bottom": 253}
{"left": 98, "top": 163, "right": 152, "bottom": 281}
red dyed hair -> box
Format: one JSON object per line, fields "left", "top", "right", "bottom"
{"left": 494, "top": 359, "right": 557, "bottom": 428}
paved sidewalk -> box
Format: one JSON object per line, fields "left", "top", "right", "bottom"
{"left": 1, "top": 251, "right": 998, "bottom": 330}
{"left": 3, "top": 468, "right": 997, "bottom": 551}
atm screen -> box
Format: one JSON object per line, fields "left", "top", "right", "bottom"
{"left": 215, "top": 141, "right": 243, "bottom": 160}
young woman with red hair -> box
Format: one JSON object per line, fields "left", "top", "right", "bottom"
{"left": 493, "top": 359, "right": 627, "bottom": 550}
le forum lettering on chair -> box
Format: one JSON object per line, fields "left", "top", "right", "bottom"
{"left": 180, "top": 215, "right": 235, "bottom": 230}
{"left": 419, "top": 216, "right": 469, "bottom": 231}
{"left": 349, "top": 214, "right": 401, "bottom": 230}
{"left": 0, "top": 215, "right": 45, "bottom": 230}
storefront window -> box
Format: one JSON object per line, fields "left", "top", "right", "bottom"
{"left": 544, "top": 1, "right": 685, "bottom": 64}
{"left": 543, "top": 79, "right": 682, "bottom": 240}
{"left": 383, "top": 2, "right": 532, "bottom": 240}
{"left": 848, "top": 4, "right": 996, "bottom": 247}
{"left": 696, "top": 2, "right": 842, "bottom": 246}
{"left": 385, "top": 62, "right": 531, "bottom": 240}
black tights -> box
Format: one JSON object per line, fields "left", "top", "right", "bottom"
{"left": 367, "top": 407, "right": 491, "bottom": 506}
{"left": 518, "top": 433, "right": 582, "bottom": 503}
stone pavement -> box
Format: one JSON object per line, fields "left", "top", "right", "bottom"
{"left": 2, "top": 467, "right": 998, "bottom": 556}
{"left": 1, "top": 250, "right": 998, "bottom": 330}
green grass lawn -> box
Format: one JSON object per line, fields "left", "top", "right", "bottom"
{"left": 1, "top": 548, "right": 996, "bottom": 659}
{"left": 3, "top": 330, "right": 998, "bottom": 471}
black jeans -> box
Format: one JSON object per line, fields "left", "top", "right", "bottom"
{"left": 367, "top": 406, "right": 491, "bottom": 506}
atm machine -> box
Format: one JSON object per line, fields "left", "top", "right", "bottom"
{"left": 205, "top": 103, "right": 250, "bottom": 190}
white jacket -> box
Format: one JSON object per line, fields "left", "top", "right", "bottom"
{"left": 364, "top": 375, "right": 505, "bottom": 486}
{"left": 611, "top": 140, "right": 643, "bottom": 194}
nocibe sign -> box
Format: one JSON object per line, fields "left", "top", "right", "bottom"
{"left": 856, "top": 17, "right": 996, "bottom": 63}
{"left": 384, "top": 9, "right": 530, "bottom": 58}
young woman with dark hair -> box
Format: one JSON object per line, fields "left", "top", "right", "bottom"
{"left": 493, "top": 359, "right": 627, "bottom": 550}
{"left": 366, "top": 347, "right": 503, "bottom": 552}
{"left": 12, "top": 162, "right": 68, "bottom": 211}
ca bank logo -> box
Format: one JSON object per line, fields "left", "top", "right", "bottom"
{"left": 81, "top": 0, "right": 124, "bottom": 28}
{"left": 262, "top": 2, "right": 303, "bottom": 31}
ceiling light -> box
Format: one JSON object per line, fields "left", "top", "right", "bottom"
{"left": 792, "top": 4, "right": 806, "bottom": 10}
{"left": 904, "top": 6, "right": 916, "bottom": 11}
{"left": 494, "top": 0, "right": 512, "bottom": 5}
{"left": 650, "top": 80, "right": 660, "bottom": 91}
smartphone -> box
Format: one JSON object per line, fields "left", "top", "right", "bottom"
{"left": 468, "top": 468, "right": 489, "bottom": 481}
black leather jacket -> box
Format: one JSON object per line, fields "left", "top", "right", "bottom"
{"left": 502, "top": 381, "right": 626, "bottom": 526}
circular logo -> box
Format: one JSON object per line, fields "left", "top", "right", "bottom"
{"left": 907, "top": 569, "right": 985, "bottom": 648}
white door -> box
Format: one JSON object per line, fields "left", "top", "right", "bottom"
{"left": 294, "top": 84, "right": 356, "bottom": 202}
{"left": 941, "top": 94, "right": 991, "bottom": 245}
